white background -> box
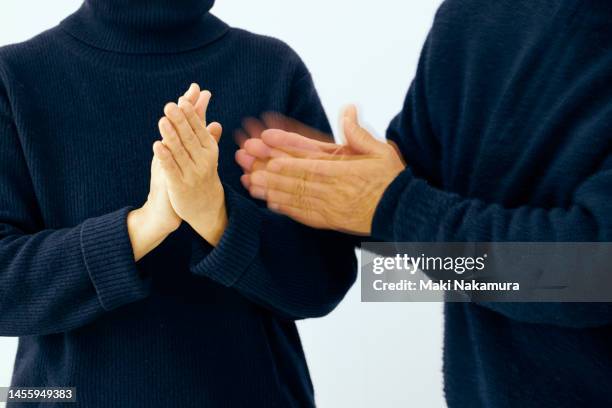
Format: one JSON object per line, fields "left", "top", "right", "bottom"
{"left": 0, "top": 1, "right": 445, "bottom": 407}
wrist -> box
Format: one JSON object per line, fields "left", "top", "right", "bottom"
{"left": 127, "top": 206, "right": 171, "bottom": 261}
{"left": 188, "top": 188, "right": 228, "bottom": 247}
{"left": 140, "top": 201, "right": 179, "bottom": 237}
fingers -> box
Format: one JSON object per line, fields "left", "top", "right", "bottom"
{"left": 261, "top": 129, "right": 337, "bottom": 153}
{"left": 341, "top": 105, "right": 381, "bottom": 154}
{"left": 180, "top": 83, "right": 200, "bottom": 106}
{"left": 262, "top": 112, "right": 334, "bottom": 143}
{"left": 153, "top": 141, "right": 182, "bottom": 185}
{"left": 250, "top": 170, "right": 329, "bottom": 200}
{"left": 165, "top": 102, "right": 200, "bottom": 148}
{"left": 235, "top": 128, "right": 249, "bottom": 148}
{"left": 244, "top": 131, "right": 348, "bottom": 162}
{"left": 243, "top": 117, "right": 267, "bottom": 139}
{"left": 266, "top": 157, "right": 346, "bottom": 179}
{"left": 177, "top": 83, "right": 210, "bottom": 123}
{"left": 272, "top": 145, "right": 356, "bottom": 161}
{"left": 194, "top": 90, "right": 212, "bottom": 124}
{"left": 158, "top": 116, "right": 192, "bottom": 174}
{"left": 241, "top": 174, "right": 251, "bottom": 189}
{"left": 244, "top": 138, "right": 272, "bottom": 159}
{"left": 178, "top": 99, "right": 212, "bottom": 150}
{"left": 208, "top": 122, "right": 223, "bottom": 143}
{"left": 247, "top": 173, "right": 328, "bottom": 220}
{"left": 265, "top": 189, "right": 328, "bottom": 225}
{"left": 342, "top": 104, "right": 359, "bottom": 126}
{"left": 235, "top": 149, "right": 256, "bottom": 172}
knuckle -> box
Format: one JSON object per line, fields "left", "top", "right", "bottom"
{"left": 293, "top": 191, "right": 307, "bottom": 209}
{"left": 196, "top": 129, "right": 208, "bottom": 142}
{"left": 182, "top": 103, "right": 195, "bottom": 115}
{"left": 293, "top": 178, "right": 307, "bottom": 196}
{"left": 194, "top": 165, "right": 207, "bottom": 178}
{"left": 183, "top": 129, "right": 194, "bottom": 140}
{"left": 176, "top": 148, "right": 187, "bottom": 158}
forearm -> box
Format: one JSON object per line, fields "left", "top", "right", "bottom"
{"left": 372, "top": 169, "right": 605, "bottom": 243}
{"left": 191, "top": 186, "right": 357, "bottom": 320}
{"left": 186, "top": 184, "right": 228, "bottom": 248}
{"left": 372, "top": 169, "right": 612, "bottom": 327}
{"left": 0, "top": 208, "right": 150, "bottom": 336}
{"left": 127, "top": 205, "right": 174, "bottom": 261}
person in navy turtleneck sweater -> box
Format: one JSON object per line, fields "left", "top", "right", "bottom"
{"left": 238, "top": 0, "right": 612, "bottom": 407}
{"left": 0, "top": 0, "right": 356, "bottom": 407}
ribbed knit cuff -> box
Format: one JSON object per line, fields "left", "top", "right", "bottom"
{"left": 372, "top": 169, "right": 453, "bottom": 242}
{"left": 372, "top": 169, "right": 416, "bottom": 242}
{"left": 190, "top": 185, "right": 262, "bottom": 287}
{"left": 80, "top": 207, "right": 150, "bottom": 311}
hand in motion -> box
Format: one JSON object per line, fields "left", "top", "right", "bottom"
{"left": 153, "top": 84, "right": 227, "bottom": 246}
{"left": 236, "top": 106, "right": 406, "bottom": 235}
{"left": 235, "top": 112, "right": 356, "bottom": 190}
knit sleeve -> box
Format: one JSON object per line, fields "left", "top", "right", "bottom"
{"left": 386, "top": 33, "right": 443, "bottom": 186}
{"left": 371, "top": 161, "right": 612, "bottom": 328}
{"left": 372, "top": 26, "right": 612, "bottom": 329}
{"left": 190, "top": 59, "right": 357, "bottom": 320}
{"left": 0, "top": 80, "right": 149, "bottom": 336}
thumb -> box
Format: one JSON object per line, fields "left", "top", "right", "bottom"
{"left": 207, "top": 122, "right": 223, "bottom": 143}
{"left": 342, "top": 105, "right": 379, "bottom": 154}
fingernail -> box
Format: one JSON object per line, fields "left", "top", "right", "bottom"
{"left": 268, "top": 203, "right": 280, "bottom": 211}
{"left": 164, "top": 102, "right": 179, "bottom": 117}
{"left": 250, "top": 187, "right": 266, "bottom": 200}
{"left": 240, "top": 174, "right": 251, "bottom": 189}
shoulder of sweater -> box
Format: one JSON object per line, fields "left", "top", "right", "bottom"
{"left": 223, "top": 26, "right": 306, "bottom": 73}
{"left": 0, "top": 27, "right": 59, "bottom": 70}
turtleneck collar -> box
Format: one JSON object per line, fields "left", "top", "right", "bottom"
{"left": 60, "top": 0, "right": 229, "bottom": 54}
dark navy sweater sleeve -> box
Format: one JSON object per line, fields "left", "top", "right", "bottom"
{"left": 373, "top": 82, "right": 612, "bottom": 328}
{"left": 0, "top": 79, "right": 149, "bottom": 336}
{"left": 191, "top": 62, "right": 357, "bottom": 320}
{"left": 372, "top": 163, "right": 612, "bottom": 328}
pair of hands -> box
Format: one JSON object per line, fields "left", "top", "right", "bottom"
{"left": 128, "top": 84, "right": 227, "bottom": 261}
{"left": 235, "top": 106, "right": 406, "bottom": 236}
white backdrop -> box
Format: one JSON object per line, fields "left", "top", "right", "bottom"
{"left": 0, "top": 1, "right": 445, "bottom": 407}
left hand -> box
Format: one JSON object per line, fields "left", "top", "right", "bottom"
{"left": 246, "top": 106, "right": 406, "bottom": 235}
{"left": 153, "top": 84, "right": 227, "bottom": 246}
{"left": 235, "top": 112, "right": 356, "bottom": 190}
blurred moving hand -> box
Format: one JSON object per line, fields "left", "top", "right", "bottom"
{"left": 235, "top": 106, "right": 406, "bottom": 235}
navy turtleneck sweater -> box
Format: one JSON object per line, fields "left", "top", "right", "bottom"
{"left": 372, "top": 0, "right": 612, "bottom": 406}
{"left": 0, "top": 1, "right": 356, "bottom": 407}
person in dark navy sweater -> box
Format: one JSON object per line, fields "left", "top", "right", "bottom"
{"left": 0, "top": 0, "right": 356, "bottom": 406}
{"left": 239, "top": 0, "right": 612, "bottom": 406}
